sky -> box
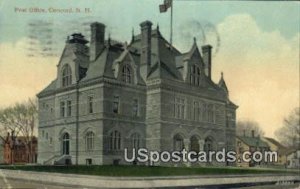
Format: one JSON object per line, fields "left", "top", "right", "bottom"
{"left": 0, "top": 0, "right": 299, "bottom": 138}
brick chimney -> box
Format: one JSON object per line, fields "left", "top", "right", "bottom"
{"left": 140, "top": 20, "right": 152, "bottom": 80}
{"left": 90, "top": 22, "right": 105, "bottom": 61}
{"left": 202, "top": 45, "right": 212, "bottom": 79}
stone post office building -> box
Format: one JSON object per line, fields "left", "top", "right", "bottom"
{"left": 37, "top": 20, "right": 237, "bottom": 165}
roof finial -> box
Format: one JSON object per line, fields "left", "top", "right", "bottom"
{"left": 108, "top": 32, "right": 111, "bottom": 46}
{"left": 221, "top": 72, "right": 224, "bottom": 78}
{"left": 193, "top": 37, "right": 197, "bottom": 44}
{"left": 130, "top": 27, "right": 135, "bottom": 43}
{"left": 132, "top": 27, "right": 134, "bottom": 37}
{"left": 124, "top": 41, "right": 128, "bottom": 49}
{"left": 157, "top": 23, "right": 160, "bottom": 30}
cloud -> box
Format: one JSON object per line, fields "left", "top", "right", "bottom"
{"left": 0, "top": 38, "right": 58, "bottom": 107}
{"left": 212, "top": 14, "right": 299, "bottom": 138}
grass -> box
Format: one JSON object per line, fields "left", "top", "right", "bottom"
{"left": 0, "top": 165, "right": 298, "bottom": 177}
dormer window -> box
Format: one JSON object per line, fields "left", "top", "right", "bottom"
{"left": 121, "top": 64, "right": 132, "bottom": 83}
{"left": 62, "top": 64, "right": 72, "bottom": 87}
{"left": 189, "top": 65, "right": 201, "bottom": 86}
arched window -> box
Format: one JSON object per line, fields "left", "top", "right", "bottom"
{"left": 62, "top": 65, "right": 72, "bottom": 87}
{"left": 189, "top": 64, "right": 201, "bottom": 86}
{"left": 173, "top": 134, "right": 184, "bottom": 151}
{"left": 190, "top": 136, "right": 200, "bottom": 152}
{"left": 204, "top": 137, "right": 214, "bottom": 153}
{"left": 109, "top": 130, "right": 121, "bottom": 150}
{"left": 85, "top": 132, "right": 95, "bottom": 151}
{"left": 62, "top": 133, "right": 70, "bottom": 155}
{"left": 131, "top": 133, "right": 141, "bottom": 149}
{"left": 121, "top": 64, "right": 132, "bottom": 83}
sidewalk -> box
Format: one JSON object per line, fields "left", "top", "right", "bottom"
{"left": 0, "top": 169, "right": 299, "bottom": 188}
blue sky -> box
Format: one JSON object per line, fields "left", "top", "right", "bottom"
{"left": 0, "top": 0, "right": 299, "bottom": 44}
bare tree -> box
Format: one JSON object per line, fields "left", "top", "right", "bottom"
{"left": 0, "top": 98, "right": 38, "bottom": 163}
{"left": 236, "top": 120, "right": 265, "bottom": 137}
{"left": 275, "top": 107, "right": 300, "bottom": 148}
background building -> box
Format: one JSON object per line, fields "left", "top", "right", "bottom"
{"left": 286, "top": 149, "right": 300, "bottom": 169}
{"left": 0, "top": 140, "right": 4, "bottom": 164}
{"left": 3, "top": 133, "right": 38, "bottom": 164}
{"left": 37, "top": 20, "right": 237, "bottom": 165}
{"left": 262, "top": 137, "right": 288, "bottom": 167}
{"left": 236, "top": 131, "right": 269, "bottom": 167}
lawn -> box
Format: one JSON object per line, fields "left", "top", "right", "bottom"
{"left": 0, "top": 165, "right": 298, "bottom": 177}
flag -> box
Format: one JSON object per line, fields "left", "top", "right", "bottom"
{"left": 164, "top": 0, "right": 172, "bottom": 8}
{"left": 159, "top": 4, "right": 167, "bottom": 13}
{"left": 159, "top": 0, "right": 172, "bottom": 13}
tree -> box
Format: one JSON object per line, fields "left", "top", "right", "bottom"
{"left": 275, "top": 107, "right": 300, "bottom": 148}
{"left": 236, "top": 120, "right": 265, "bottom": 137}
{"left": 0, "top": 98, "right": 38, "bottom": 163}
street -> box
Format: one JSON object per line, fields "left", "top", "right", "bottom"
{"left": 0, "top": 177, "right": 85, "bottom": 189}
{"left": 0, "top": 170, "right": 299, "bottom": 189}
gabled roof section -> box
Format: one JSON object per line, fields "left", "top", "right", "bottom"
{"left": 130, "top": 28, "right": 182, "bottom": 80}
{"left": 176, "top": 38, "right": 204, "bottom": 69}
{"left": 37, "top": 79, "right": 57, "bottom": 97}
{"left": 237, "top": 136, "right": 269, "bottom": 148}
{"left": 81, "top": 41, "right": 124, "bottom": 81}
{"left": 218, "top": 72, "right": 228, "bottom": 93}
{"left": 183, "top": 38, "right": 202, "bottom": 62}
{"left": 264, "top": 137, "right": 286, "bottom": 149}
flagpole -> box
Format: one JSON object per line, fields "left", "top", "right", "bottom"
{"left": 170, "top": 0, "right": 173, "bottom": 46}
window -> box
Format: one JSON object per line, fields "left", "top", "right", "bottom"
{"left": 109, "top": 130, "right": 121, "bottom": 150}
{"left": 86, "top": 159, "right": 92, "bottom": 165}
{"left": 46, "top": 133, "right": 48, "bottom": 140}
{"left": 62, "top": 133, "right": 70, "bottom": 155}
{"left": 202, "top": 103, "right": 207, "bottom": 121}
{"left": 88, "top": 96, "right": 94, "bottom": 114}
{"left": 174, "top": 97, "right": 185, "bottom": 119}
{"left": 173, "top": 134, "right": 184, "bottom": 151}
{"left": 122, "top": 64, "right": 132, "bottom": 83}
{"left": 60, "top": 101, "right": 65, "bottom": 117}
{"left": 207, "top": 104, "right": 215, "bottom": 123}
{"left": 189, "top": 64, "right": 201, "bottom": 86}
{"left": 204, "top": 137, "right": 213, "bottom": 153}
{"left": 237, "top": 141, "right": 241, "bottom": 147}
{"left": 190, "top": 136, "right": 200, "bottom": 152}
{"left": 113, "top": 96, "right": 120, "bottom": 114}
{"left": 132, "top": 99, "right": 138, "bottom": 117}
{"left": 131, "top": 133, "right": 141, "bottom": 149}
{"left": 62, "top": 64, "right": 72, "bottom": 87}
{"left": 67, "top": 100, "right": 72, "bottom": 117}
{"left": 42, "top": 130, "right": 45, "bottom": 138}
{"left": 86, "top": 132, "right": 95, "bottom": 151}
{"left": 193, "top": 101, "right": 200, "bottom": 121}
{"left": 49, "top": 137, "right": 53, "bottom": 144}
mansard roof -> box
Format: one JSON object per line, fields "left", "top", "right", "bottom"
{"left": 82, "top": 41, "right": 124, "bottom": 81}
{"left": 129, "top": 29, "right": 182, "bottom": 80}
{"left": 38, "top": 21, "right": 237, "bottom": 106}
